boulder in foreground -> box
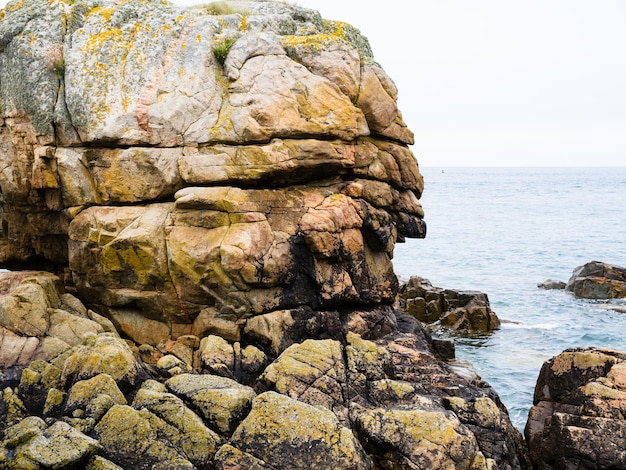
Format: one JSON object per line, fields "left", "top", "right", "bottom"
{"left": 525, "top": 347, "right": 626, "bottom": 469}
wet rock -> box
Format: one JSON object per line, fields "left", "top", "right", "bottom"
{"left": 525, "top": 347, "right": 626, "bottom": 469}
{"left": 565, "top": 261, "right": 626, "bottom": 299}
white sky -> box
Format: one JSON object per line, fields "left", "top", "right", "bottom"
{"left": 1, "top": 0, "right": 625, "bottom": 166}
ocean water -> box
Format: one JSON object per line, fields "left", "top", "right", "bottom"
{"left": 392, "top": 166, "right": 626, "bottom": 431}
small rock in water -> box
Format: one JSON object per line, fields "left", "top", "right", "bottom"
{"left": 537, "top": 279, "right": 566, "bottom": 290}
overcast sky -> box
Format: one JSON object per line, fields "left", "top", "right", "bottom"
{"left": 1, "top": 0, "right": 624, "bottom": 166}
{"left": 293, "top": 0, "right": 626, "bottom": 167}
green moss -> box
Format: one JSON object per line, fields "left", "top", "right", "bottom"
{"left": 213, "top": 36, "right": 236, "bottom": 65}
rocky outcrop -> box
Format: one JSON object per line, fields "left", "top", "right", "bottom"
{"left": 0, "top": 270, "right": 531, "bottom": 469}
{"left": 0, "top": 0, "right": 536, "bottom": 468}
{"left": 398, "top": 276, "right": 501, "bottom": 334}
{"left": 525, "top": 347, "right": 626, "bottom": 469}
{"left": 565, "top": 261, "right": 626, "bottom": 299}
{"left": 0, "top": 0, "right": 425, "bottom": 345}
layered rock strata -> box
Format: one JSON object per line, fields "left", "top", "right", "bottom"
{"left": 0, "top": 0, "right": 425, "bottom": 343}
{"left": 0, "top": 0, "right": 538, "bottom": 468}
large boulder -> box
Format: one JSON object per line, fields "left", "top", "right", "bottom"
{"left": 0, "top": 0, "right": 425, "bottom": 345}
{"left": 525, "top": 347, "right": 626, "bottom": 469}
{"left": 220, "top": 391, "right": 372, "bottom": 470}
{"left": 565, "top": 261, "right": 626, "bottom": 299}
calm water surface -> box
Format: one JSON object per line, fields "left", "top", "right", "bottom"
{"left": 393, "top": 167, "right": 626, "bottom": 430}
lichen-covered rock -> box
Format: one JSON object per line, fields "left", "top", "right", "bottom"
{"left": 0, "top": 418, "right": 101, "bottom": 469}
{"left": 525, "top": 347, "right": 626, "bottom": 469}
{"left": 94, "top": 405, "right": 199, "bottom": 469}
{"left": 0, "top": 0, "right": 425, "bottom": 345}
{"left": 565, "top": 261, "right": 626, "bottom": 299}
{"left": 60, "top": 333, "right": 151, "bottom": 393}
{"left": 398, "top": 276, "right": 501, "bottom": 334}
{"left": 352, "top": 405, "right": 491, "bottom": 469}
{"left": 166, "top": 373, "right": 256, "bottom": 434}
{"left": 258, "top": 339, "right": 347, "bottom": 418}
{"left": 227, "top": 391, "right": 371, "bottom": 469}
{"left": 132, "top": 381, "right": 222, "bottom": 467}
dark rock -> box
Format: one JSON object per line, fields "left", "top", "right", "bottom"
{"left": 398, "top": 276, "right": 501, "bottom": 334}
{"left": 525, "top": 347, "right": 626, "bottom": 469}
{"left": 537, "top": 279, "right": 567, "bottom": 290}
{"left": 565, "top": 261, "right": 626, "bottom": 299}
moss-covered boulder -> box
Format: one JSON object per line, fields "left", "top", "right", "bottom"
{"left": 224, "top": 391, "right": 371, "bottom": 469}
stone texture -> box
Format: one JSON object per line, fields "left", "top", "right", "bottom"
{"left": 398, "top": 276, "right": 501, "bottom": 334}
{"left": 353, "top": 405, "right": 491, "bottom": 469}
{"left": 227, "top": 391, "right": 371, "bottom": 470}
{"left": 166, "top": 373, "right": 256, "bottom": 434}
{"left": 0, "top": 418, "right": 101, "bottom": 469}
{"left": 0, "top": 0, "right": 425, "bottom": 345}
{"left": 525, "top": 347, "right": 626, "bottom": 469}
{"left": 565, "top": 261, "right": 626, "bottom": 299}
{"left": 0, "top": 1, "right": 539, "bottom": 469}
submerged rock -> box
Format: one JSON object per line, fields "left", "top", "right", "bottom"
{"left": 565, "top": 261, "right": 626, "bottom": 299}
{"left": 525, "top": 347, "right": 626, "bottom": 469}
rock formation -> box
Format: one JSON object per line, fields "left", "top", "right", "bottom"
{"left": 398, "top": 276, "right": 501, "bottom": 334}
{"left": 525, "top": 347, "right": 626, "bottom": 469}
{"left": 0, "top": 0, "right": 535, "bottom": 468}
{"left": 0, "top": 271, "right": 531, "bottom": 469}
{"left": 565, "top": 261, "right": 626, "bottom": 299}
{"left": 0, "top": 0, "right": 425, "bottom": 344}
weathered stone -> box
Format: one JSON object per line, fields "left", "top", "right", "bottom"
{"left": 94, "top": 405, "right": 198, "bottom": 469}
{"left": 61, "top": 333, "right": 151, "bottom": 393}
{"left": 0, "top": 0, "right": 425, "bottom": 347}
{"left": 525, "top": 347, "right": 626, "bottom": 469}
{"left": 166, "top": 373, "right": 256, "bottom": 434}
{"left": 65, "top": 374, "right": 127, "bottom": 424}
{"left": 228, "top": 391, "right": 371, "bottom": 469}
{"left": 398, "top": 276, "right": 501, "bottom": 334}
{"left": 5, "top": 420, "right": 101, "bottom": 470}
{"left": 214, "top": 444, "right": 277, "bottom": 470}
{"left": 258, "top": 339, "right": 347, "bottom": 417}
{"left": 565, "top": 261, "right": 626, "bottom": 299}
{"left": 353, "top": 405, "right": 490, "bottom": 469}
{"left": 132, "top": 381, "right": 221, "bottom": 467}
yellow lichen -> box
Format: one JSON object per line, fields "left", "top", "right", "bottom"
{"left": 551, "top": 351, "right": 615, "bottom": 376}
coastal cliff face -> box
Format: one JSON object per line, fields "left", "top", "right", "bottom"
{"left": 0, "top": 1, "right": 535, "bottom": 468}
{"left": 0, "top": 0, "right": 425, "bottom": 343}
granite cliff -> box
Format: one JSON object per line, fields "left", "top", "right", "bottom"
{"left": 0, "top": 0, "right": 538, "bottom": 468}
{"left": 0, "top": 0, "right": 425, "bottom": 344}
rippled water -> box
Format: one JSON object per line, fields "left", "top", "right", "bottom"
{"left": 393, "top": 167, "right": 626, "bottom": 430}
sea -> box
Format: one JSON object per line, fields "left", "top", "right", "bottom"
{"left": 392, "top": 166, "right": 626, "bottom": 432}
